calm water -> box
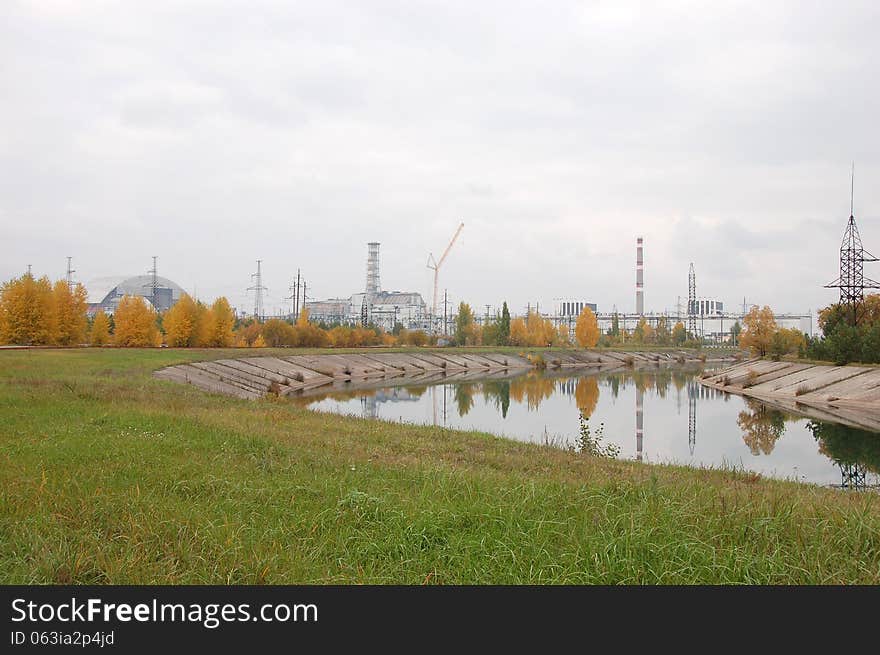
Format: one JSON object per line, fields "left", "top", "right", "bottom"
{"left": 306, "top": 366, "right": 880, "bottom": 488}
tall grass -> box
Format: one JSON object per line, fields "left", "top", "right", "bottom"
{"left": 1, "top": 349, "right": 879, "bottom": 584}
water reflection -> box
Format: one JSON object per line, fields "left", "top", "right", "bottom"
{"left": 808, "top": 420, "right": 880, "bottom": 490}
{"left": 736, "top": 399, "right": 790, "bottom": 456}
{"left": 305, "top": 367, "right": 880, "bottom": 488}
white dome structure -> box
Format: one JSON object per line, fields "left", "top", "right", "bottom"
{"left": 87, "top": 275, "right": 187, "bottom": 314}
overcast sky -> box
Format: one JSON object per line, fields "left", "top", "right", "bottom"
{"left": 3, "top": 0, "right": 879, "bottom": 323}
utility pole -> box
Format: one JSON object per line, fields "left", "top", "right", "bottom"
{"left": 286, "top": 274, "right": 297, "bottom": 318}
{"left": 247, "top": 260, "right": 267, "bottom": 320}
{"left": 443, "top": 289, "right": 449, "bottom": 336}
{"left": 66, "top": 257, "right": 76, "bottom": 292}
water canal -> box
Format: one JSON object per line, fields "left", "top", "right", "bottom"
{"left": 305, "top": 365, "right": 880, "bottom": 488}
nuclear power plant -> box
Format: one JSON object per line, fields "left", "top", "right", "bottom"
{"left": 305, "top": 243, "right": 429, "bottom": 330}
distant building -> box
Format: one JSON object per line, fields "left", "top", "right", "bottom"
{"left": 86, "top": 275, "right": 186, "bottom": 315}
{"left": 305, "top": 243, "right": 429, "bottom": 331}
{"left": 690, "top": 298, "right": 724, "bottom": 317}
{"left": 555, "top": 300, "right": 598, "bottom": 318}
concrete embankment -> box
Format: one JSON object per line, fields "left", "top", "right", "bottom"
{"left": 701, "top": 360, "right": 880, "bottom": 432}
{"left": 155, "top": 349, "right": 731, "bottom": 400}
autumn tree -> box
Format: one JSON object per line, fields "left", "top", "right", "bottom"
{"left": 575, "top": 305, "right": 599, "bottom": 348}
{"left": 558, "top": 323, "right": 571, "bottom": 345}
{"left": 208, "top": 297, "right": 235, "bottom": 347}
{"left": 51, "top": 280, "right": 88, "bottom": 345}
{"left": 90, "top": 310, "right": 111, "bottom": 346}
{"left": 0, "top": 274, "right": 54, "bottom": 345}
{"left": 293, "top": 308, "right": 330, "bottom": 347}
{"left": 114, "top": 295, "right": 161, "bottom": 347}
{"left": 163, "top": 294, "right": 206, "bottom": 347}
{"left": 262, "top": 318, "right": 297, "bottom": 347}
{"left": 509, "top": 317, "right": 528, "bottom": 346}
{"left": 740, "top": 305, "right": 777, "bottom": 356}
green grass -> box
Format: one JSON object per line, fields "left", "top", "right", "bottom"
{"left": 1, "top": 348, "right": 879, "bottom": 584}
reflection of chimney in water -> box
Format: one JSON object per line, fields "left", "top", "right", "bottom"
{"left": 636, "top": 387, "right": 644, "bottom": 462}
{"left": 688, "top": 382, "right": 697, "bottom": 456}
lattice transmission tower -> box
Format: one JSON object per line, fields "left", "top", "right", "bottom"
{"left": 825, "top": 166, "right": 879, "bottom": 325}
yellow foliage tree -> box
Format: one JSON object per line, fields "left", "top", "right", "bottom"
{"left": 558, "top": 323, "right": 571, "bottom": 345}
{"left": 509, "top": 317, "right": 528, "bottom": 346}
{"left": 208, "top": 297, "right": 236, "bottom": 347}
{"left": 575, "top": 306, "right": 599, "bottom": 348}
{"left": 114, "top": 295, "right": 161, "bottom": 347}
{"left": 51, "top": 280, "right": 88, "bottom": 345}
{"left": 162, "top": 294, "right": 204, "bottom": 347}
{"left": 740, "top": 305, "right": 777, "bottom": 356}
{"left": 0, "top": 274, "right": 54, "bottom": 345}
{"left": 776, "top": 327, "right": 806, "bottom": 356}
{"left": 252, "top": 334, "right": 267, "bottom": 348}
{"left": 236, "top": 321, "right": 262, "bottom": 346}
{"left": 90, "top": 310, "right": 111, "bottom": 346}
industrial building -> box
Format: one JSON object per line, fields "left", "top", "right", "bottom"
{"left": 554, "top": 300, "right": 598, "bottom": 319}
{"left": 305, "top": 243, "right": 429, "bottom": 330}
{"left": 86, "top": 275, "right": 185, "bottom": 315}
{"left": 691, "top": 298, "right": 724, "bottom": 317}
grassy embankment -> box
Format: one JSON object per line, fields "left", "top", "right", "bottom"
{"left": 1, "top": 348, "right": 878, "bottom": 584}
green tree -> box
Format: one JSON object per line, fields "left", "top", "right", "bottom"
{"left": 499, "top": 301, "right": 511, "bottom": 345}
{"left": 730, "top": 321, "right": 742, "bottom": 346}
{"left": 672, "top": 321, "right": 687, "bottom": 346}
{"left": 655, "top": 317, "right": 671, "bottom": 346}
{"left": 455, "top": 302, "right": 478, "bottom": 346}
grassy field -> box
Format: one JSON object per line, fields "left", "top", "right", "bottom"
{"left": 1, "top": 347, "right": 878, "bottom": 584}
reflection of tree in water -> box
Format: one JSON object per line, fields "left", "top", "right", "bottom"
{"left": 808, "top": 420, "right": 880, "bottom": 485}
{"left": 652, "top": 369, "right": 672, "bottom": 398}
{"left": 736, "top": 399, "right": 788, "bottom": 455}
{"left": 574, "top": 377, "right": 599, "bottom": 419}
{"left": 671, "top": 370, "right": 688, "bottom": 393}
{"left": 454, "top": 383, "right": 477, "bottom": 417}
{"left": 293, "top": 387, "right": 378, "bottom": 407}
{"left": 481, "top": 380, "right": 511, "bottom": 418}
{"left": 509, "top": 373, "right": 556, "bottom": 410}
{"left": 403, "top": 385, "right": 427, "bottom": 399}
{"left": 608, "top": 376, "right": 620, "bottom": 399}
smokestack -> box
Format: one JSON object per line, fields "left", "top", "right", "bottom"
{"left": 636, "top": 237, "right": 644, "bottom": 316}
{"left": 366, "top": 242, "right": 381, "bottom": 296}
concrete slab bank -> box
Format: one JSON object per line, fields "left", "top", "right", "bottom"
{"left": 155, "top": 350, "right": 734, "bottom": 401}
{"left": 701, "top": 360, "right": 880, "bottom": 432}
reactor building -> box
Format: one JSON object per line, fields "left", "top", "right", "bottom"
{"left": 305, "top": 243, "right": 429, "bottom": 330}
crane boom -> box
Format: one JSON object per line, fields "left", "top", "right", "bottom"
{"left": 427, "top": 222, "right": 464, "bottom": 332}
{"left": 437, "top": 222, "right": 464, "bottom": 268}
